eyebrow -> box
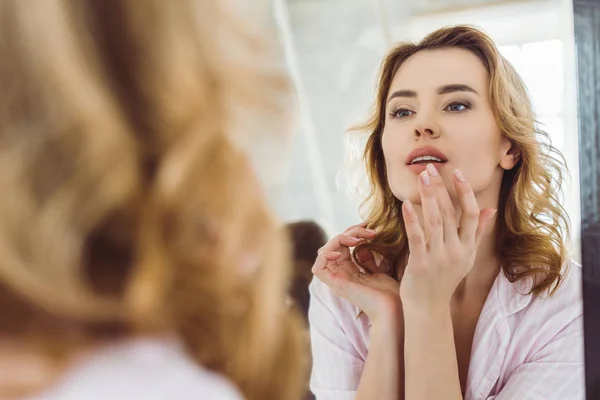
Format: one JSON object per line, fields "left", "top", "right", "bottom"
{"left": 386, "top": 84, "right": 479, "bottom": 104}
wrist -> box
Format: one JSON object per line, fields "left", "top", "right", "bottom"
{"left": 402, "top": 301, "right": 451, "bottom": 322}
{"left": 369, "top": 296, "right": 403, "bottom": 328}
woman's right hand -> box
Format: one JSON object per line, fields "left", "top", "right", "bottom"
{"left": 312, "top": 223, "right": 402, "bottom": 324}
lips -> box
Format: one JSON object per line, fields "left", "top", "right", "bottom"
{"left": 405, "top": 146, "right": 448, "bottom": 165}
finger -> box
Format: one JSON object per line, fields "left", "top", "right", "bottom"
{"left": 426, "top": 163, "right": 458, "bottom": 244}
{"left": 311, "top": 251, "right": 341, "bottom": 276}
{"left": 318, "top": 234, "right": 360, "bottom": 255}
{"left": 312, "top": 252, "right": 357, "bottom": 295}
{"left": 452, "top": 169, "right": 481, "bottom": 243}
{"left": 475, "top": 208, "right": 497, "bottom": 247}
{"left": 419, "top": 170, "right": 443, "bottom": 247}
{"left": 344, "top": 226, "right": 377, "bottom": 240}
{"left": 344, "top": 221, "right": 368, "bottom": 233}
{"left": 402, "top": 200, "right": 426, "bottom": 257}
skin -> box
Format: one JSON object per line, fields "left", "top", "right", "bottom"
{"left": 313, "top": 47, "right": 519, "bottom": 399}
{"left": 383, "top": 47, "right": 513, "bottom": 212}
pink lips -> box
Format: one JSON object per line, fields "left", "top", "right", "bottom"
{"left": 405, "top": 146, "right": 448, "bottom": 174}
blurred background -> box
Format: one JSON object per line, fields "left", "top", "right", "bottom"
{"left": 268, "top": 0, "right": 580, "bottom": 261}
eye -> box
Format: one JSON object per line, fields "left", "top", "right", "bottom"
{"left": 444, "top": 101, "right": 471, "bottom": 113}
{"left": 389, "top": 108, "right": 415, "bottom": 119}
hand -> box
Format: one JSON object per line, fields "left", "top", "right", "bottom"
{"left": 399, "top": 164, "right": 496, "bottom": 313}
{"left": 312, "top": 223, "right": 401, "bottom": 324}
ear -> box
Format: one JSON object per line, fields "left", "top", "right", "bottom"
{"left": 499, "top": 137, "right": 520, "bottom": 170}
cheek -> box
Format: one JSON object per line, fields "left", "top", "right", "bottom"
{"left": 453, "top": 139, "right": 502, "bottom": 190}
{"left": 444, "top": 116, "right": 500, "bottom": 169}
{"left": 381, "top": 130, "right": 392, "bottom": 154}
{"left": 381, "top": 129, "right": 417, "bottom": 200}
{"left": 448, "top": 117, "right": 500, "bottom": 157}
{"left": 381, "top": 128, "right": 407, "bottom": 166}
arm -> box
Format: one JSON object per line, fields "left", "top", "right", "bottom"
{"left": 310, "top": 224, "right": 407, "bottom": 400}
{"left": 309, "top": 279, "right": 364, "bottom": 400}
{"left": 309, "top": 279, "right": 404, "bottom": 400}
{"left": 403, "top": 306, "right": 461, "bottom": 400}
{"left": 355, "top": 303, "right": 404, "bottom": 400}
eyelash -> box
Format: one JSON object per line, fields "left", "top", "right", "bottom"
{"left": 388, "top": 101, "right": 473, "bottom": 119}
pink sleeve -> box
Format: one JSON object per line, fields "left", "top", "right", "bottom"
{"left": 308, "top": 278, "right": 365, "bottom": 400}
{"left": 488, "top": 315, "right": 585, "bottom": 400}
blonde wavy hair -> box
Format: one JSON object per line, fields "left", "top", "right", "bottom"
{"left": 353, "top": 25, "right": 570, "bottom": 296}
{"left": 0, "top": 1, "right": 305, "bottom": 399}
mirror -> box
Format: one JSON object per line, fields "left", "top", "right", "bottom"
{"left": 273, "top": 0, "right": 586, "bottom": 399}
{"left": 273, "top": 0, "right": 580, "bottom": 256}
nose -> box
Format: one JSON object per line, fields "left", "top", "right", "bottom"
{"left": 413, "top": 118, "right": 441, "bottom": 139}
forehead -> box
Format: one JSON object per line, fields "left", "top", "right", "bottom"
{"left": 389, "top": 47, "right": 489, "bottom": 93}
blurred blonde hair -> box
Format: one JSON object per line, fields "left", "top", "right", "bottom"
{"left": 0, "top": 1, "right": 305, "bottom": 399}
{"left": 353, "top": 25, "right": 570, "bottom": 295}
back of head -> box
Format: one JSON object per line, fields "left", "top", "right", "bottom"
{"left": 286, "top": 221, "right": 328, "bottom": 318}
{"left": 287, "top": 221, "right": 328, "bottom": 265}
{"left": 0, "top": 1, "right": 304, "bottom": 399}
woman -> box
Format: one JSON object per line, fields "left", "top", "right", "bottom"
{"left": 0, "top": 1, "right": 305, "bottom": 399}
{"left": 309, "top": 26, "right": 583, "bottom": 400}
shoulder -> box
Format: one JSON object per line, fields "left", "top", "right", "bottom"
{"left": 309, "top": 276, "right": 362, "bottom": 323}
{"left": 507, "top": 260, "right": 583, "bottom": 339}
{"left": 481, "top": 262, "right": 585, "bottom": 400}
{"left": 308, "top": 276, "right": 370, "bottom": 356}
{"left": 34, "top": 337, "right": 243, "bottom": 400}
{"left": 532, "top": 260, "right": 583, "bottom": 316}
{"left": 502, "top": 260, "right": 582, "bottom": 313}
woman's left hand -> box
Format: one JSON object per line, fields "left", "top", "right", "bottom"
{"left": 399, "top": 164, "right": 497, "bottom": 313}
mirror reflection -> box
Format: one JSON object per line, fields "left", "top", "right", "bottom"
{"left": 276, "top": 0, "right": 583, "bottom": 399}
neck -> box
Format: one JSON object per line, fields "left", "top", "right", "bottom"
{"left": 0, "top": 336, "right": 119, "bottom": 399}
{"left": 0, "top": 341, "right": 62, "bottom": 399}
{"left": 456, "top": 216, "right": 501, "bottom": 299}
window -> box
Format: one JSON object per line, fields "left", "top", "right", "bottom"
{"left": 500, "top": 40, "right": 566, "bottom": 152}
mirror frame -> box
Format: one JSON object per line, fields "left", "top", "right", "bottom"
{"left": 573, "top": 0, "right": 600, "bottom": 398}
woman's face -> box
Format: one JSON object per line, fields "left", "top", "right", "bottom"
{"left": 381, "top": 47, "right": 517, "bottom": 209}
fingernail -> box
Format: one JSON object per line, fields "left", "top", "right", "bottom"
{"left": 421, "top": 171, "right": 430, "bottom": 186}
{"left": 346, "top": 235, "right": 360, "bottom": 242}
{"left": 453, "top": 169, "right": 466, "bottom": 182}
{"left": 404, "top": 199, "right": 414, "bottom": 213}
{"left": 426, "top": 163, "right": 438, "bottom": 176}
{"left": 366, "top": 228, "right": 377, "bottom": 234}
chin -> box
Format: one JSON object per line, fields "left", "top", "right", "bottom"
{"left": 405, "top": 193, "right": 423, "bottom": 206}
{"left": 390, "top": 187, "right": 421, "bottom": 205}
